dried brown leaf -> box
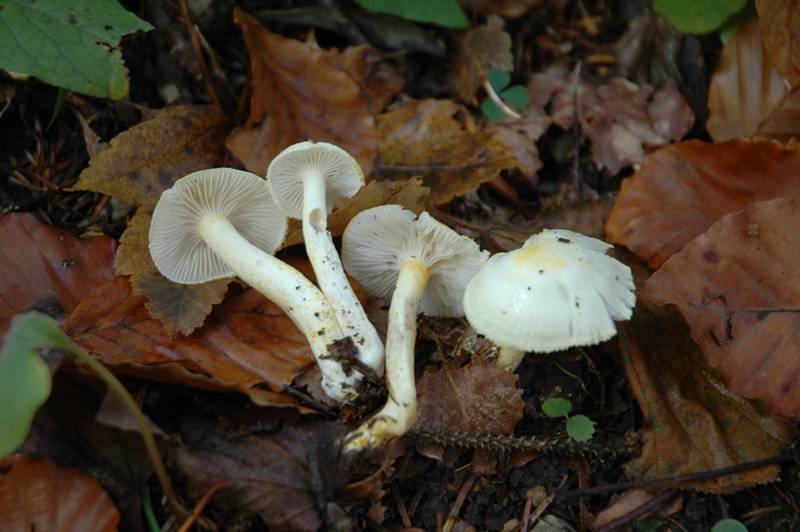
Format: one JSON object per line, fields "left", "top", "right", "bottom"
{"left": 0, "top": 213, "right": 116, "bottom": 335}
{"left": 227, "top": 8, "right": 377, "bottom": 175}
{"left": 451, "top": 15, "right": 513, "bottom": 105}
{"left": 172, "top": 420, "right": 348, "bottom": 532}
{"left": 414, "top": 359, "right": 523, "bottom": 435}
{"left": 64, "top": 277, "right": 314, "bottom": 397}
{"left": 605, "top": 139, "right": 800, "bottom": 268}
{"left": 756, "top": 0, "right": 800, "bottom": 86}
{"left": 283, "top": 177, "right": 429, "bottom": 247}
{"left": 491, "top": 110, "right": 550, "bottom": 182}
{"left": 376, "top": 99, "right": 517, "bottom": 205}
{"left": 644, "top": 195, "right": 800, "bottom": 419}
{"left": 707, "top": 19, "right": 791, "bottom": 142}
{"left": 116, "top": 210, "right": 229, "bottom": 334}
{"left": 0, "top": 454, "right": 120, "bottom": 531}
{"left": 458, "top": 0, "right": 544, "bottom": 18}
{"left": 322, "top": 44, "right": 404, "bottom": 115}
{"left": 619, "top": 263, "right": 795, "bottom": 492}
{"left": 529, "top": 65, "right": 693, "bottom": 173}
{"left": 70, "top": 105, "right": 228, "bottom": 208}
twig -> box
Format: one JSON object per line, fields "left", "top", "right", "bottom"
{"left": 442, "top": 474, "right": 479, "bottom": 532}
{"left": 177, "top": 480, "right": 230, "bottom": 532}
{"left": 483, "top": 79, "right": 521, "bottom": 120}
{"left": 177, "top": 0, "right": 222, "bottom": 110}
{"left": 570, "top": 61, "right": 583, "bottom": 201}
{"left": 559, "top": 453, "right": 793, "bottom": 503}
{"left": 594, "top": 489, "right": 679, "bottom": 532}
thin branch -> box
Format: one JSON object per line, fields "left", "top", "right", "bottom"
{"left": 483, "top": 79, "right": 521, "bottom": 120}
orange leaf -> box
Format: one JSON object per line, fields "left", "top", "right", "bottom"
{"left": 227, "top": 8, "right": 377, "bottom": 175}
{"left": 756, "top": 0, "right": 800, "bottom": 86}
{"left": 64, "top": 277, "right": 314, "bottom": 396}
{"left": 707, "top": 19, "right": 793, "bottom": 142}
{"left": 644, "top": 195, "right": 800, "bottom": 418}
{"left": 0, "top": 213, "right": 116, "bottom": 335}
{"left": 0, "top": 454, "right": 120, "bottom": 531}
{"left": 605, "top": 139, "right": 800, "bottom": 268}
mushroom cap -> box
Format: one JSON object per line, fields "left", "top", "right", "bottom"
{"left": 267, "top": 141, "right": 365, "bottom": 219}
{"left": 149, "top": 168, "right": 287, "bottom": 284}
{"left": 342, "top": 205, "right": 489, "bottom": 317}
{"left": 463, "top": 229, "right": 635, "bottom": 352}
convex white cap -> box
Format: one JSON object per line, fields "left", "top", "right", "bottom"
{"left": 342, "top": 205, "right": 489, "bottom": 316}
{"left": 267, "top": 140, "right": 365, "bottom": 219}
{"left": 463, "top": 229, "right": 635, "bottom": 352}
{"left": 149, "top": 168, "right": 287, "bottom": 283}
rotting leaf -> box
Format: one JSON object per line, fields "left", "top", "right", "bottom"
{"left": 706, "top": 19, "right": 793, "bottom": 142}
{"left": 0, "top": 213, "right": 116, "bottom": 335}
{"left": 227, "top": 8, "right": 378, "bottom": 175}
{"left": 64, "top": 277, "right": 314, "bottom": 401}
{"left": 376, "top": 99, "right": 517, "bottom": 205}
{"left": 527, "top": 64, "right": 693, "bottom": 174}
{"left": 413, "top": 358, "right": 524, "bottom": 435}
{"left": 70, "top": 105, "right": 228, "bottom": 209}
{"left": 491, "top": 109, "right": 550, "bottom": 182}
{"left": 0, "top": 454, "right": 120, "bottom": 531}
{"left": 116, "top": 211, "right": 229, "bottom": 334}
{"left": 756, "top": 0, "right": 800, "bottom": 86}
{"left": 605, "top": 139, "right": 800, "bottom": 268}
{"left": 644, "top": 195, "right": 800, "bottom": 419}
{"left": 283, "top": 177, "right": 430, "bottom": 247}
{"left": 618, "top": 287, "right": 795, "bottom": 492}
{"left": 451, "top": 15, "right": 513, "bottom": 105}
{"left": 172, "top": 419, "right": 349, "bottom": 531}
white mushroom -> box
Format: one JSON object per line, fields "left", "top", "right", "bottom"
{"left": 149, "top": 168, "right": 361, "bottom": 402}
{"left": 341, "top": 205, "right": 489, "bottom": 449}
{"left": 463, "top": 229, "right": 636, "bottom": 370}
{"left": 267, "top": 141, "right": 385, "bottom": 375}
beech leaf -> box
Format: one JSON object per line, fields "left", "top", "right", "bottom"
{"left": 227, "top": 8, "right": 378, "bottom": 175}
{"left": 605, "top": 139, "right": 800, "bottom": 268}
{"left": 756, "top": 0, "right": 800, "bottom": 86}
{"left": 645, "top": 195, "right": 800, "bottom": 418}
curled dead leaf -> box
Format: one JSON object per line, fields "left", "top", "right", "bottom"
{"left": 451, "top": 15, "right": 513, "bottom": 105}
{"left": 707, "top": 19, "right": 792, "bottom": 142}
{"left": 756, "top": 0, "right": 800, "bottom": 86}
{"left": 644, "top": 195, "right": 800, "bottom": 419}
{"left": 0, "top": 454, "right": 120, "bottom": 531}
{"left": 605, "top": 139, "right": 800, "bottom": 268}
{"left": 376, "top": 99, "right": 517, "bottom": 204}
{"left": 227, "top": 8, "right": 377, "bottom": 175}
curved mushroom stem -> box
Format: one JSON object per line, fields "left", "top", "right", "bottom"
{"left": 303, "top": 169, "right": 385, "bottom": 375}
{"left": 496, "top": 346, "right": 525, "bottom": 371}
{"left": 344, "top": 259, "right": 429, "bottom": 451}
{"left": 199, "top": 214, "right": 360, "bottom": 402}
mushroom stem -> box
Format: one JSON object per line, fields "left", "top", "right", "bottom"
{"left": 302, "top": 169, "right": 385, "bottom": 374}
{"left": 496, "top": 346, "right": 525, "bottom": 370}
{"left": 198, "top": 213, "right": 360, "bottom": 401}
{"left": 345, "top": 259, "right": 429, "bottom": 450}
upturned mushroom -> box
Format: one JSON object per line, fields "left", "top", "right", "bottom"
{"left": 149, "top": 167, "right": 360, "bottom": 401}
{"left": 341, "top": 205, "right": 489, "bottom": 449}
{"left": 463, "top": 229, "right": 635, "bottom": 370}
{"left": 267, "top": 141, "right": 385, "bottom": 375}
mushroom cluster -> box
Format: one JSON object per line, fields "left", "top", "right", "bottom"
{"left": 147, "top": 141, "right": 636, "bottom": 450}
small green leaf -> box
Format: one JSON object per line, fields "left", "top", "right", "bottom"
{"left": 0, "top": 0, "right": 153, "bottom": 99}
{"left": 654, "top": 0, "right": 747, "bottom": 34}
{"left": 566, "top": 414, "right": 595, "bottom": 442}
{"left": 487, "top": 68, "right": 510, "bottom": 92}
{"left": 355, "top": 0, "right": 469, "bottom": 28}
{"left": 0, "top": 313, "right": 58, "bottom": 457}
{"left": 542, "top": 397, "right": 573, "bottom": 417}
{"left": 711, "top": 519, "right": 748, "bottom": 532}
{"left": 480, "top": 97, "right": 504, "bottom": 122}
{"left": 500, "top": 85, "right": 529, "bottom": 108}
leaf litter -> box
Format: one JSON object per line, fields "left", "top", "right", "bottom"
{"left": 4, "top": 2, "right": 800, "bottom": 530}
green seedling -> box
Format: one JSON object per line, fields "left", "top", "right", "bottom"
{"left": 541, "top": 396, "right": 596, "bottom": 443}
{"left": 711, "top": 518, "right": 748, "bottom": 532}
{"left": 481, "top": 68, "right": 529, "bottom": 122}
